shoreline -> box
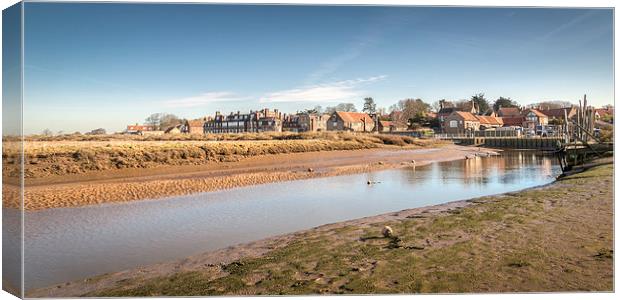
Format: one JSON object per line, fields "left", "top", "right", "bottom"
{"left": 24, "top": 192, "right": 486, "bottom": 297}
{"left": 12, "top": 145, "right": 496, "bottom": 210}
{"left": 27, "top": 159, "right": 613, "bottom": 296}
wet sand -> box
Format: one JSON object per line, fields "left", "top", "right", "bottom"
{"left": 12, "top": 145, "right": 496, "bottom": 210}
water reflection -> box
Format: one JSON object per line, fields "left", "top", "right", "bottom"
{"left": 400, "top": 152, "right": 555, "bottom": 187}
{"left": 24, "top": 152, "right": 560, "bottom": 290}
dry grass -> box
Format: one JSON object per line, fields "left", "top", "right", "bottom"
{"left": 599, "top": 127, "right": 613, "bottom": 143}
{"left": 3, "top": 132, "right": 444, "bottom": 178}
{"left": 17, "top": 131, "right": 416, "bottom": 142}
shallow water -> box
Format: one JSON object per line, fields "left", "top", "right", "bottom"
{"left": 24, "top": 152, "right": 560, "bottom": 290}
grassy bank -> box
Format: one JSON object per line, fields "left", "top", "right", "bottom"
{"left": 3, "top": 132, "right": 442, "bottom": 178}
{"left": 79, "top": 162, "right": 613, "bottom": 296}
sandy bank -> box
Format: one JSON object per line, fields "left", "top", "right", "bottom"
{"left": 27, "top": 160, "right": 613, "bottom": 296}
{"left": 10, "top": 145, "right": 494, "bottom": 210}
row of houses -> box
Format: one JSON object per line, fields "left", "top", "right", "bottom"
{"left": 200, "top": 109, "right": 378, "bottom": 133}
{"left": 441, "top": 104, "right": 614, "bottom": 134}
{"left": 125, "top": 104, "right": 613, "bottom": 136}
{"left": 203, "top": 109, "right": 284, "bottom": 133}
{"left": 441, "top": 105, "right": 559, "bottom": 134}
{"left": 125, "top": 109, "right": 384, "bottom": 135}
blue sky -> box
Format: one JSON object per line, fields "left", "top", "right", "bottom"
{"left": 21, "top": 3, "right": 613, "bottom": 134}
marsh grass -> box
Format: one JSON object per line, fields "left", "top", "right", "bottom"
{"left": 3, "top": 132, "right": 444, "bottom": 178}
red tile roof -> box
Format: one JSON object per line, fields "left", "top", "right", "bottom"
{"left": 525, "top": 109, "right": 547, "bottom": 118}
{"left": 595, "top": 108, "right": 613, "bottom": 117}
{"left": 452, "top": 111, "right": 479, "bottom": 122}
{"left": 335, "top": 112, "right": 374, "bottom": 124}
{"left": 476, "top": 116, "right": 503, "bottom": 126}
{"left": 498, "top": 107, "right": 521, "bottom": 117}
{"left": 502, "top": 116, "right": 524, "bottom": 126}
{"left": 127, "top": 125, "right": 155, "bottom": 131}
{"left": 539, "top": 107, "right": 575, "bottom": 118}
{"left": 379, "top": 120, "right": 392, "bottom": 127}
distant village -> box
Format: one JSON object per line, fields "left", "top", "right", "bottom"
{"left": 122, "top": 96, "right": 614, "bottom": 138}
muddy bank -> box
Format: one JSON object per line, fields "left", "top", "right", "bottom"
{"left": 27, "top": 160, "right": 613, "bottom": 296}
{"left": 11, "top": 145, "right": 492, "bottom": 210}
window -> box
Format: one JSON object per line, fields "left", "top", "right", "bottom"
{"left": 449, "top": 120, "right": 458, "bottom": 128}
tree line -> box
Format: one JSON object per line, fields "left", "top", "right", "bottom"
{"left": 302, "top": 94, "right": 583, "bottom": 130}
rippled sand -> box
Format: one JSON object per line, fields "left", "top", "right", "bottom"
{"left": 12, "top": 145, "right": 495, "bottom": 210}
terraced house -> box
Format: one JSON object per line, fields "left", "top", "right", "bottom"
{"left": 282, "top": 112, "right": 331, "bottom": 132}
{"left": 204, "top": 109, "right": 283, "bottom": 133}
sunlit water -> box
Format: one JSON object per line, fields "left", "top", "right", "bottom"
{"left": 24, "top": 152, "right": 560, "bottom": 290}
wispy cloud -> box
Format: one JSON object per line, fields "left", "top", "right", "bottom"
{"left": 305, "top": 11, "right": 411, "bottom": 85}
{"left": 539, "top": 11, "right": 596, "bottom": 41}
{"left": 260, "top": 75, "right": 387, "bottom": 103}
{"left": 162, "top": 92, "right": 250, "bottom": 108}
{"left": 305, "top": 45, "right": 369, "bottom": 85}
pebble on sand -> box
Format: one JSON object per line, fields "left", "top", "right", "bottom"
{"left": 382, "top": 226, "right": 394, "bottom": 238}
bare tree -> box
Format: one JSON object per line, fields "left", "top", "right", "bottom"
{"left": 41, "top": 129, "right": 53, "bottom": 136}
{"left": 530, "top": 100, "right": 573, "bottom": 110}
{"left": 376, "top": 107, "right": 387, "bottom": 116}
{"left": 454, "top": 99, "right": 471, "bottom": 111}
{"left": 160, "top": 114, "right": 181, "bottom": 129}
{"left": 431, "top": 100, "right": 443, "bottom": 112}
{"left": 145, "top": 113, "right": 181, "bottom": 130}
{"left": 392, "top": 98, "right": 431, "bottom": 124}
{"left": 303, "top": 105, "right": 323, "bottom": 114}
{"left": 325, "top": 103, "right": 357, "bottom": 113}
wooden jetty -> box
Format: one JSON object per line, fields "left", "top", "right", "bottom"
{"left": 449, "top": 136, "right": 564, "bottom": 150}
{"left": 555, "top": 94, "right": 613, "bottom": 172}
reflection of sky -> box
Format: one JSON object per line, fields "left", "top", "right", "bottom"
{"left": 24, "top": 153, "right": 560, "bottom": 290}
{"left": 2, "top": 209, "right": 23, "bottom": 294}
